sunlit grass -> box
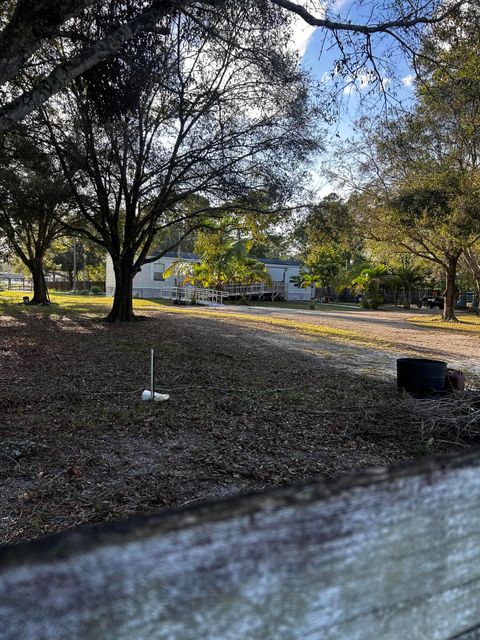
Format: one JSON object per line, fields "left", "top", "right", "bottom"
{"left": 407, "top": 314, "right": 480, "bottom": 334}
{"left": 0, "top": 290, "right": 369, "bottom": 342}
{"left": 162, "top": 305, "right": 372, "bottom": 343}
{"left": 217, "top": 311, "right": 363, "bottom": 340}
{"left": 228, "top": 300, "right": 361, "bottom": 312}
{"left": 0, "top": 289, "right": 397, "bottom": 350}
{"left": 0, "top": 290, "right": 171, "bottom": 317}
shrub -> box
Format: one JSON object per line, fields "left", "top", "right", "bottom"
{"left": 90, "top": 285, "right": 104, "bottom": 295}
{"left": 239, "top": 295, "right": 249, "bottom": 305}
{"left": 361, "top": 295, "right": 384, "bottom": 309}
{"left": 78, "top": 289, "right": 91, "bottom": 295}
{"left": 309, "top": 300, "right": 316, "bottom": 310}
{"left": 370, "top": 295, "right": 384, "bottom": 309}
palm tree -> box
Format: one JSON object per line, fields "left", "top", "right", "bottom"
{"left": 232, "top": 257, "right": 272, "bottom": 286}
{"left": 164, "top": 239, "right": 271, "bottom": 290}
{"left": 290, "top": 269, "right": 320, "bottom": 300}
{"left": 351, "top": 264, "right": 389, "bottom": 309}
{"left": 394, "top": 262, "right": 426, "bottom": 309}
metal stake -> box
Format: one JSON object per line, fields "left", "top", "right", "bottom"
{"left": 73, "top": 239, "right": 77, "bottom": 292}
{"left": 150, "top": 348, "right": 156, "bottom": 400}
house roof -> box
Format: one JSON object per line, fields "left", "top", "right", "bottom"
{"left": 152, "top": 251, "right": 198, "bottom": 260}
{"left": 148, "top": 251, "right": 302, "bottom": 267}
{"left": 0, "top": 272, "right": 26, "bottom": 280}
{"left": 149, "top": 252, "right": 301, "bottom": 266}
{"left": 256, "top": 258, "right": 301, "bottom": 267}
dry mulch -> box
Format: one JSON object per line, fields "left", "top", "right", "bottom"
{"left": 0, "top": 305, "right": 478, "bottom": 545}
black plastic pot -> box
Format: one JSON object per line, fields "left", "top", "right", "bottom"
{"left": 397, "top": 358, "right": 447, "bottom": 396}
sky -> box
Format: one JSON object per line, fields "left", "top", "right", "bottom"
{"left": 287, "top": 1, "right": 418, "bottom": 196}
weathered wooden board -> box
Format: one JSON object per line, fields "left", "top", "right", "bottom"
{"left": 2, "top": 450, "right": 480, "bottom": 639}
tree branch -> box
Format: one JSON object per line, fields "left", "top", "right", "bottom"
{"left": 0, "top": 0, "right": 174, "bottom": 132}
{"left": 270, "top": 0, "right": 467, "bottom": 34}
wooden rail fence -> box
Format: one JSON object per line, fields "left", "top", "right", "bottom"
{"left": 2, "top": 450, "right": 480, "bottom": 639}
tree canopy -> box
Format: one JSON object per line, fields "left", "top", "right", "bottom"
{"left": 345, "top": 10, "right": 480, "bottom": 320}
{"left": 38, "top": 4, "right": 319, "bottom": 320}
{"left": 0, "top": 133, "right": 73, "bottom": 302}
{"left": 0, "top": 0, "right": 470, "bottom": 131}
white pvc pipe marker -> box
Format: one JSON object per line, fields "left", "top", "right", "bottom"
{"left": 141, "top": 348, "right": 170, "bottom": 402}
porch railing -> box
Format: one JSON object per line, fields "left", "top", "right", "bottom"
{"left": 132, "top": 285, "right": 225, "bottom": 305}
{"left": 222, "top": 281, "right": 286, "bottom": 299}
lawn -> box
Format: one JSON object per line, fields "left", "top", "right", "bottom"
{"left": 228, "top": 300, "right": 361, "bottom": 311}
{"left": 407, "top": 313, "right": 480, "bottom": 334}
{"left": 0, "top": 291, "right": 381, "bottom": 345}
{"left": 1, "top": 292, "right": 478, "bottom": 545}
{"left": 0, "top": 289, "right": 172, "bottom": 316}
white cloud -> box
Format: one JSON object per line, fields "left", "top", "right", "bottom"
{"left": 289, "top": 18, "right": 317, "bottom": 57}
{"left": 341, "top": 72, "right": 390, "bottom": 94}
{"left": 288, "top": 1, "right": 328, "bottom": 57}
{"left": 402, "top": 74, "right": 414, "bottom": 87}
{"left": 318, "top": 182, "right": 336, "bottom": 197}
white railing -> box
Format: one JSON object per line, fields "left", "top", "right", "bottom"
{"left": 131, "top": 281, "right": 287, "bottom": 305}
{"left": 222, "top": 282, "right": 285, "bottom": 298}
{"left": 132, "top": 286, "right": 225, "bottom": 305}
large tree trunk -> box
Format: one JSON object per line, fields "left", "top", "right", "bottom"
{"left": 28, "top": 257, "right": 49, "bottom": 304}
{"left": 462, "top": 248, "right": 480, "bottom": 315}
{"left": 107, "top": 259, "right": 135, "bottom": 322}
{"left": 443, "top": 257, "right": 459, "bottom": 322}
{"left": 403, "top": 286, "right": 411, "bottom": 309}
{"left": 474, "top": 280, "right": 480, "bottom": 316}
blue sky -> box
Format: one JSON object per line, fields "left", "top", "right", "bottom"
{"left": 288, "top": 2, "right": 418, "bottom": 195}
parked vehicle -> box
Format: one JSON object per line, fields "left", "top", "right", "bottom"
{"left": 417, "top": 291, "right": 444, "bottom": 309}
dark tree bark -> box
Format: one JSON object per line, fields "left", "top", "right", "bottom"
{"left": 29, "top": 255, "right": 49, "bottom": 304}
{"left": 443, "top": 256, "right": 459, "bottom": 321}
{"left": 461, "top": 248, "right": 480, "bottom": 315}
{"left": 0, "top": 0, "right": 172, "bottom": 132}
{"left": 107, "top": 259, "right": 136, "bottom": 322}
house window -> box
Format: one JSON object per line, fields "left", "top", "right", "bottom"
{"left": 153, "top": 265, "right": 165, "bottom": 281}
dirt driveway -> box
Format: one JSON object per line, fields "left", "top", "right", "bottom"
{"left": 199, "top": 305, "right": 480, "bottom": 382}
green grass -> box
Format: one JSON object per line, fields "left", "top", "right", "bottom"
{"left": 0, "top": 289, "right": 391, "bottom": 351}
{"left": 228, "top": 300, "right": 361, "bottom": 311}
{"left": 0, "top": 290, "right": 360, "bottom": 321}
{"left": 0, "top": 290, "right": 172, "bottom": 317}
{"left": 407, "top": 313, "right": 480, "bottom": 334}
{"left": 221, "top": 311, "right": 363, "bottom": 340}
{"left": 0, "top": 290, "right": 370, "bottom": 344}
{"left": 162, "top": 304, "right": 373, "bottom": 344}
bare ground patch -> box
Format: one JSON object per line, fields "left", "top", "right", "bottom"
{"left": 1, "top": 305, "right": 479, "bottom": 545}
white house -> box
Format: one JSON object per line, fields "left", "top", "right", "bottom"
{"left": 106, "top": 252, "right": 309, "bottom": 302}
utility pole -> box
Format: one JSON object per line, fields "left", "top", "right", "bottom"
{"left": 73, "top": 239, "right": 77, "bottom": 291}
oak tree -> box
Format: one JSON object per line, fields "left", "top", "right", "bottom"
{"left": 43, "top": 3, "right": 320, "bottom": 320}
{"left": 0, "top": 0, "right": 468, "bottom": 131}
